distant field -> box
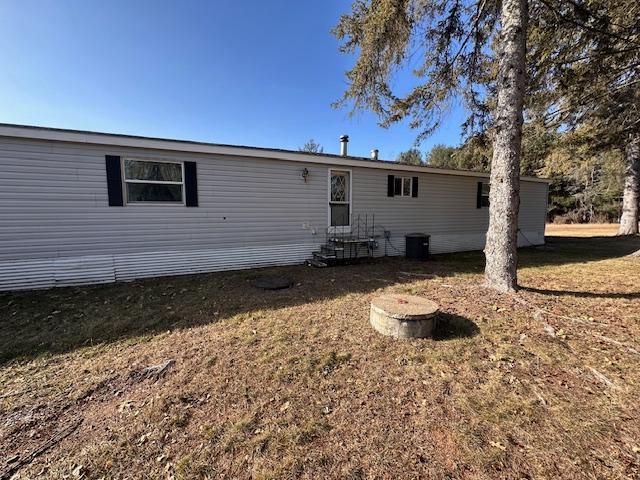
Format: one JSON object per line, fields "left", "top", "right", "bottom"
{"left": 546, "top": 223, "right": 619, "bottom": 237}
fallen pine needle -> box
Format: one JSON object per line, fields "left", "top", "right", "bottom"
{"left": 587, "top": 366, "right": 618, "bottom": 389}
{"left": 0, "top": 418, "right": 83, "bottom": 480}
{"left": 591, "top": 333, "right": 640, "bottom": 355}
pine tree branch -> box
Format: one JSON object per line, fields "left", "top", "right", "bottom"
{"left": 560, "top": 0, "right": 637, "bottom": 31}
{"left": 546, "top": 46, "right": 640, "bottom": 67}
{"left": 537, "top": 0, "right": 640, "bottom": 44}
{"left": 543, "top": 78, "right": 640, "bottom": 124}
{"left": 447, "top": 0, "right": 489, "bottom": 69}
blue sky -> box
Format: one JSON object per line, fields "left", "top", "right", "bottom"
{"left": 0, "top": 0, "right": 467, "bottom": 160}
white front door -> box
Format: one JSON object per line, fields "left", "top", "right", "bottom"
{"left": 328, "top": 169, "right": 351, "bottom": 233}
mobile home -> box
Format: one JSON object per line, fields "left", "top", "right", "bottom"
{"left": 0, "top": 124, "right": 549, "bottom": 291}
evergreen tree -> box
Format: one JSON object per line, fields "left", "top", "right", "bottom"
{"left": 540, "top": 128, "right": 625, "bottom": 223}
{"left": 453, "top": 134, "right": 492, "bottom": 172}
{"left": 426, "top": 141, "right": 490, "bottom": 171}
{"left": 527, "top": 0, "right": 640, "bottom": 233}
{"left": 397, "top": 148, "right": 424, "bottom": 165}
{"left": 425, "top": 144, "right": 456, "bottom": 167}
{"left": 334, "top": 0, "right": 528, "bottom": 291}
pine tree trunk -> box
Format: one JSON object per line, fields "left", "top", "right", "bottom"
{"left": 484, "top": 0, "right": 527, "bottom": 293}
{"left": 618, "top": 133, "right": 640, "bottom": 235}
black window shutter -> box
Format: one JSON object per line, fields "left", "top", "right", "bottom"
{"left": 476, "top": 181, "right": 483, "bottom": 209}
{"left": 184, "top": 161, "right": 198, "bottom": 207}
{"left": 387, "top": 175, "right": 395, "bottom": 197}
{"left": 105, "top": 155, "right": 123, "bottom": 206}
{"left": 412, "top": 177, "right": 419, "bottom": 197}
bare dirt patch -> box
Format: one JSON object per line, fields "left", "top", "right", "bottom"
{"left": 1, "top": 235, "right": 639, "bottom": 479}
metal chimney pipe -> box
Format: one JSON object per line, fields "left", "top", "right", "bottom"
{"left": 371, "top": 149, "right": 379, "bottom": 160}
{"left": 340, "top": 135, "right": 349, "bottom": 156}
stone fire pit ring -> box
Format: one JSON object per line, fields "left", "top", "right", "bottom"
{"left": 370, "top": 293, "right": 439, "bottom": 339}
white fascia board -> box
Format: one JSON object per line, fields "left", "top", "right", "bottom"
{"left": 0, "top": 123, "right": 551, "bottom": 183}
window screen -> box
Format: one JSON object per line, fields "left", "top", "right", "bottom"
{"left": 481, "top": 183, "right": 490, "bottom": 207}
{"left": 393, "top": 176, "right": 412, "bottom": 197}
{"left": 330, "top": 204, "right": 350, "bottom": 226}
{"left": 124, "top": 159, "right": 184, "bottom": 203}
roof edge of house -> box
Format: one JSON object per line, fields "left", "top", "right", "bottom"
{"left": 0, "top": 123, "right": 551, "bottom": 183}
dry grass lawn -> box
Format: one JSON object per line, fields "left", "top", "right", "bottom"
{"left": 546, "top": 223, "right": 620, "bottom": 237}
{"left": 1, "top": 228, "right": 639, "bottom": 479}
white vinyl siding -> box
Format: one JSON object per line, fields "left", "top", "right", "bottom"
{"left": 0, "top": 137, "right": 326, "bottom": 262}
{"left": 0, "top": 136, "right": 547, "bottom": 290}
{"left": 351, "top": 167, "right": 546, "bottom": 255}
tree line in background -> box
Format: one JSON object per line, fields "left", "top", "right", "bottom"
{"left": 334, "top": 0, "right": 638, "bottom": 292}
{"left": 397, "top": 124, "right": 626, "bottom": 224}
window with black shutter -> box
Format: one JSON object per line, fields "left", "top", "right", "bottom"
{"left": 123, "top": 159, "right": 184, "bottom": 203}
{"left": 105, "top": 155, "right": 123, "bottom": 206}
{"left": 387, "top": 175, "right": 395, "bottom": 197}
{"left": 393, "top": 176, "right": 413, "bottom": 197}
{"left": 183, "top": 162, "right": 198, "bottom": 207}
{"left": 477, "top": 181, "right": 490, "bottom": 208}
{"left": 107, "top": 157, "right": 198, "bottom": 206}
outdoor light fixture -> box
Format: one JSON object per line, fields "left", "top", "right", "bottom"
{"left": 301, "top": 168, "right": 309, "bottom": 182}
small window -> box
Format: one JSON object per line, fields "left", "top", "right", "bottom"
{"left": 330, "top": 170, "right": 351, "bottom": 227}
{"left": 330, "top": 204, "right": 350, "bottom": 226}
{"left": 480, "top": 182, "right": 490, "bottom": 207}
{"left": 393, "top": 176, "right": 412, "bottom": 197}
{"left": 330, "top": 171, "right": 349, "bottom": 203}
{"left": 124, "top": 159, "right": 184, "bottom": 203}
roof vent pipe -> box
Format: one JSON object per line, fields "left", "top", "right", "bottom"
{"left": 340, "top": 135, "right": 349, "bottom": 156}
{"left": 371, "top": 149, "right": 379, "bottom": 160}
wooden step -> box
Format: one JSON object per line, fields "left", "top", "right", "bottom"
{"left": 306, "top": 258, "right": 327, "bottom": 268}
{"left": 313, "top": 251, "right": 336, "bottom": 260}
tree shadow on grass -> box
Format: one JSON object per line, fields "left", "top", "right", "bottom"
{"left": 521, "top": 235, "right": 640, "bottom": 268}
{"left": 520, "top": 286, "right": 640, "bottom": 300}
{"left": 0, "top": 261, "right": 419, "bottom": 365}
{"left": 429, "top": 235, "right": 640, "bottom": 277}
{"left": 432, "top": 313, "right": 480, "bottom": 341}
{"left": 0, "top": 235, "right": 636, "bottom": 364}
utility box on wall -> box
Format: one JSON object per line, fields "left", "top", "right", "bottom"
{"left": 405, "top": 233, "right": 430, "bottom": 260}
